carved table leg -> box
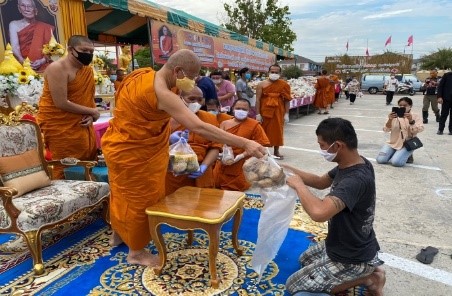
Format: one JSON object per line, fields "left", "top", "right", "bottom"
{"left": 148, "top": 218, "right": 166, "bottom": 275}
{"left": 187, "top": 230, "right": 194, "bottom": 245}
{"left": 231, "top": 207, "right": 244, "bottom": 256}
{"left": 206, "top": 224, "right": 221, "bottom": 288}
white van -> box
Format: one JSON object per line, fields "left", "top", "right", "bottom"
{"left": 361, "top": 73, "right": 422, "bottom": 94}
{"left": 360, "top": 74, "right": 387, "bottom": 94}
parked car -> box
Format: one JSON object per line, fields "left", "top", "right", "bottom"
{"left": 361, "top": 74, "right": 387, "bottom": 94}
{"left": 361, "top": 73, "right": 423, "bottom": 94}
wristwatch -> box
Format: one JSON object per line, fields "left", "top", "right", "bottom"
{"left": 409, "top": 120, "right": 415, "bottom": 125}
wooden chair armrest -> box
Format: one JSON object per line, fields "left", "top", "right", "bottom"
{"left": 0, "top": 187, "right": 20, "bottom": 219}
{"left": 46, "top": 159, "right": 98, "bottom": 181}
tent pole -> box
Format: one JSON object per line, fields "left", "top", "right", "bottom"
{"left": 147, "top": 17, "right": 155, "bottom": 69}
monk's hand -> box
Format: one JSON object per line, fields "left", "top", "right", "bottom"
{"left": 80, "top": 115, "right": 93, "bottom": 127}
{"left": 91, "top": 109, "right": 101, "bottom": 122}
{"left": 255, "top": 114, "right": 262, "bottom": 123}
{"left": 31, "top": 58, "right": 46, "bottom": 70}
{"left": 188, "top": 164, "right": 207, "bottom": 179}
{"left": 243, "top": 139, "right": 266, "bottom": 159}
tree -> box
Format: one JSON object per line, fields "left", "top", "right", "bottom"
{"left": 134, "top": 47, "right": 152, "bottom": 68}
{"left": 282, "top": 65, "right": 302, "bottom": 79}
{"left": 223, "top": 0, "right": 296, "bottom": 52}
{"left": 420, "top": 48, "right": 452, "bottom": 70}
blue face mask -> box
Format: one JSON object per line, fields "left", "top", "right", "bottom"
{"left": 245, "top": 73, "right": 251, "bottom": 80}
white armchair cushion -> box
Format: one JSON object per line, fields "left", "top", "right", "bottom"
{"left": 0, "top": 180, "right": 109, "bottom": 232}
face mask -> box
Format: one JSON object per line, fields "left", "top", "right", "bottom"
{"left": 72, "top": 49, "right": 93, "bottom": 66}
{"left": 176, "top": 77, "right": 195, "bottom": 92}
{"left": 245, "top": 73, "right": 251, "bottom": 80}
{"left": 188, "top": 102, "right": 202, "bottom": 113}
{"left": 319, "top": 142, "right": 337, "bottom": 162}
{"left": 208, "top": 110, "right": 219, "bottom": 115}
{"left": 212, "top": 79, "right": 222, "bottom": 85}
{"left": 269, "top": 73, "right": 280, "bottom": 81}
{"left": 234, "top": 109, "right": 248, "bottom": 120}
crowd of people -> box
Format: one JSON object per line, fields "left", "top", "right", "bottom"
{"left": 33, "top": 35, "right": 452, "bottom": 296}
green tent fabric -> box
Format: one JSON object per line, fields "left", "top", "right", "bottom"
{"left": 83, "top": 0, "right": 294, "bottom": 58}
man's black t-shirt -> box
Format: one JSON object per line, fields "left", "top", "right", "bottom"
{"left": 326, "top": 157, "right": 380, "bottom": 264}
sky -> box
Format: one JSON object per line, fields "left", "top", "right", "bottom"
{"left": 152, "top": 0, "right": 452, "bottom": 63}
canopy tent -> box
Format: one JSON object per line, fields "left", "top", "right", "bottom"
{"left": 84, "top": 0, "right": 294, "bottom": 58}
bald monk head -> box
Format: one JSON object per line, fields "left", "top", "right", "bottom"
{"left": 162, "top": 49, "right": 201, "bottom": 90}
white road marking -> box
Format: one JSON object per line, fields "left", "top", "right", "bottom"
{"left": 282, "top": 146, "right": 442, "bottom": 171}
{"left": 379, "top": 252, "right": 452, "bottom": 286}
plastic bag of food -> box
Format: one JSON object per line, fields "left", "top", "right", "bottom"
{"left": 168, "top": 138, "right": 199, "bottom": 175}
{"left": 243, "top": 155, "right": 285, "bottom": 189}
{"left": 221, "top": 144, "right": 235, "bottom": 165}
{"left": 251, "top": 173, "right": 298, "bottom": 282}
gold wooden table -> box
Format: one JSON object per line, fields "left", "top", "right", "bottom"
{"left": 146, "top": 186, "right": 245, "bottom": 288}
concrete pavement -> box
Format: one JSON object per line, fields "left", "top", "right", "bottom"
{"left": 279, "top": 92, "right": 452, "bottom": 296}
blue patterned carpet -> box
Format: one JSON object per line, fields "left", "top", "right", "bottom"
{"left": 0, "top": 196, "right": 318, "bottom": 295}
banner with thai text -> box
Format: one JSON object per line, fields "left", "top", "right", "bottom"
{"left": 150, "top": 20, "right": 275, "bottom": 71}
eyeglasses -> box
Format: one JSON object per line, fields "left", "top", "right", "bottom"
{"left": 19, "top": 4, "right": 35, "bottom": 10}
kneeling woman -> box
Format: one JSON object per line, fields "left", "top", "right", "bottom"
{"left": 376, "top": 97, "right": 424, "bottom": 167}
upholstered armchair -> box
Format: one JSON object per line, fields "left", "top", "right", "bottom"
{"left": 0, "top": 115, "right": 110, "bottom": 275}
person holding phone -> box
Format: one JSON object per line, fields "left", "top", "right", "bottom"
{"left": 376, "top": 97, "right": 424, "bottom": 166}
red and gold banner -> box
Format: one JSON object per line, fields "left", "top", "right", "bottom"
{"left": 150, "top": 20, "right": 275, "bottom": 71}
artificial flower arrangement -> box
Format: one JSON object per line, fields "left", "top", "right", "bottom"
{"left": 92, "top": 56, "right": 105, "bottom": 69}
{"left": 0, "top": 44, "right": 43, "bottom": 108}
{"left": 42, "top": 35, "right": 65, "bottom": 58}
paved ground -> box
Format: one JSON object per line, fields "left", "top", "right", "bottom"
{"left": 279, "top": 92, "right": 452, "bottom": 296}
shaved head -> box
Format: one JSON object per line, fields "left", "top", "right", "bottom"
{"left": 165, "top": 49, "right": 201, "bottom": 77}
{"left": 68, "top": 35, "right": 93, "bottom": 47}
{"left": 181, "top": 86, "right": 203, "bottom": 99}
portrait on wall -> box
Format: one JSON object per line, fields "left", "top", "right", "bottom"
{"left": 0, "top": 0, "right": 59, "bottom": 71}
{"left": 158, "top": 24, "right": 173, "bottom": 59}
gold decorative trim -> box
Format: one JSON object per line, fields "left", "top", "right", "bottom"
{"left": 0, "top": 102, "right": 37, "bottom": 126}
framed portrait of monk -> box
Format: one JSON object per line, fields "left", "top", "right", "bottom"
{"left": 0, "top": 0, "right": 59, "bottom": 72}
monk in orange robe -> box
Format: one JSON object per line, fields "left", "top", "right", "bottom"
{"left": 328, "top": 74, "right": 339, "bottom": 106}
{"left": 165, "top": 87, "right": 222, "bottom": 195}
{"left": 37, "top": 35, "right": 99, "bottom": 179}
{"left": 215, "top": 99, "right": 270, "bottom": 191}
{"left": 255, "top": 64, "right": 291, "bottom": 159}
{"left": 101, "top": 49, "right": 266, "bottom": 266}
{"left": 314, "top": 70, "right": 331, "bottom": 114}
{"left": 9, "top": 0, "right": 54, "bottom": 71}
{"left": 113, "top": 69, "right": 125, "bottom": 91}
{"left": 205, "top": 98, "right": 233, "bottom": 124}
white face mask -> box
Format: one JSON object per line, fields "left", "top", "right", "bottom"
{"left": 212, "top": 79, "right": 222, "bottom": 85}
{"left": 319, "top": 142, "right": 337, "bottom": 162}
{"left": 208, "top": 110, "right": 219, "bottom": 115}
{"left": 269, "top": 73, "right": 280, "bottom": 81}
{"left": 234, "top": 109, "right": 248, "bottom": 120}
{"left": 188, "top": 102, "right": 202, "bottom": 113}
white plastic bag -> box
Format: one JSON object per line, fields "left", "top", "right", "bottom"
{"left": 168, "top": 138, "right": 199, "bottom": 175}
{"left": 221, "top": 144, "right": 235, "bottom": 165}
{"left": 251, "top": 183, "right": 298, "bottom": 281}
{"left": 243, "top": 155, "right": 285, "bottom": 188}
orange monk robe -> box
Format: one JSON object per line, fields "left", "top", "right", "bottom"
{"left": 18, "top": 21, "right": 54, "bottom": 72}
{"left": 214, "top": 118, "right": 270, "bottom": 191}
{"left": 161, "top": 36, "right": 172, "bottom": 53}
{"left": 101, "top": 68, "right": 171, "bottom": 251}
{"left": 113, "top": 80, "right": 122, "bottom": 92}
{"left": 328, "top": 75, "right": 338, "bottom": 104}
{"left": 37, "top": 66, "right": 97, "bottom": 179}
{"left": 216, "top": 112, "right": 233, "bottom": 125}
{"left": 165, "top": 111, "right": 222, "bottom": 195}
{"left": 259, "top": 80, "right": 291, "bottom": 146}
{"left": 313, "top": 76, "right": 331, "bottom": 109}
